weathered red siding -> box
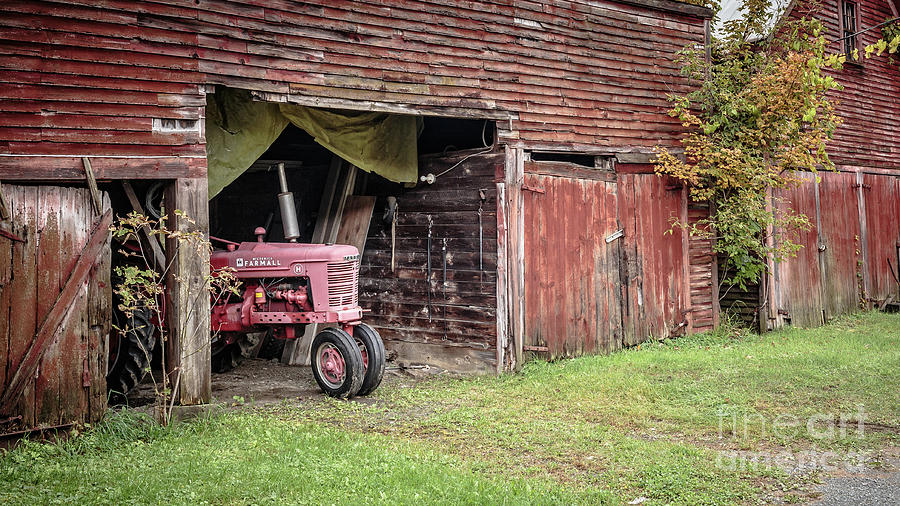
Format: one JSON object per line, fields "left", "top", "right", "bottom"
{"left": 522, "top": 165, "right": 621, "bottom": 356}
{"left": 792, "top": 0, "right": 900, "bottom": 170}
{"left": 522, "top": 164, "right": 690, "bottom": 358}
{"left": 0, "top": 0, "right": 709, "bottom": 179}
{"left": 770, "top": 171, "right": 900, "bottom": 328}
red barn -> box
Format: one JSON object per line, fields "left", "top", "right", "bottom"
{"left": 716, "top": 0, "right": 900, "bottom": 329}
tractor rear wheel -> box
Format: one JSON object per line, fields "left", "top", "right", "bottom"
{"left": 353, "top": 323, "right": 386, "bottom": 396}
{"left": 310, "top": 328, "right": 364, "bottom": 398}
{"left": 106, "top": 305, "right": 157, "bottom": 404}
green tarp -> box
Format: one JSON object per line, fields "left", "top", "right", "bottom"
{"left": 206, "top": 89, "right": 419, "bottom": 198}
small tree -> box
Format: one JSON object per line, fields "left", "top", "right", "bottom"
{"left": 655, "top": 0, "right": 842, "bottom": 290}
{"left": 111, "top": 211, "right": 239, "bottom": 424}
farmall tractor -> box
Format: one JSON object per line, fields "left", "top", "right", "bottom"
{"left": 107, "top": 164, "right": 385, "bottom": 400}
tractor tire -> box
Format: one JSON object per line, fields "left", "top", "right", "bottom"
{"left": 107, "top": 306, "right": 157, "bottom": 404}
{"left": 256, "top": 329, "right": 286, "bottom": 360}
{"left": 211, "top": 335, "right": 242, "bottom": 373}
{"left": 353, "top": 323, "right": 386, "bottom": 396}
{"left": 310, "top": 328, "right": 365, "bottom": 398}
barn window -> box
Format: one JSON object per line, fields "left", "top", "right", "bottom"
{"left": 840, "top": 1, "right": 858, "bottom": 56}
{"left": 153, "top": 118, "right": 201, "bottom": 133}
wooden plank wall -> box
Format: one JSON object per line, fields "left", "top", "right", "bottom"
{"left": 789, "top": 0, "right": 900, "bottom": 171}
{"left": 521, "top": 166, "right": 621, "bottom": 356}
{"left": 818, "top": 171, "right": 862, "bottom": 319}
{"left": 687, "top": 202, "right": 717, "bottom": 332}
{"left": 0, "top": 0, "right": 709, "bottom": 179}
{"left": 0, "top": 185, "right": 110, "bottom": 432}
{"left": 618, "top": 173, "right": 688, "bottom": 343}
{"left": 522, "top": 165, "right": 690, "bottom": 359}
{"left": 770, "top": 171, "right": 900, "bottom": 329}
{"left": 358, "top": 150, "right": 502, "bottom": 373}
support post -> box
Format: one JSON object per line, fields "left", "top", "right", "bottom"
{"left": 164, "top": 178, "right": 211, "bottom": 405}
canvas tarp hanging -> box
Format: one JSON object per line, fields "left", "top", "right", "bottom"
{"left": 206, "top": 89, "right": 419, "bottom": 198}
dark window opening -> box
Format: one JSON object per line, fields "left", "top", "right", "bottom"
{"left": 841, "top": 1, "right": 858, "bottom": 56}
{"left": 530, "top": 152, "right": 596, "bottom": 168}
{"left": 417, "top": 117, "right": 494, "bottom": 155}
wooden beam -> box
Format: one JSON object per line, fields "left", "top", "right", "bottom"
{"left": 282, "top": 157, "right": 357, "bottom": 366}
{"left": 82, "top": 157, "right": 102, "bottom": 215}
{"left": 0, "top": 210, "right": 112, "bottom": 415}
{"left": 164, "top": 178, "right": 211, "bottom": 406}
{"left": 121, "top": 180, "right": 166, "bottom": 271}
{"left": 0, "top": 180, "right": 9, "bottom": 221}
{"left": 0, "top": 156, "right": 206, "bottom": 181}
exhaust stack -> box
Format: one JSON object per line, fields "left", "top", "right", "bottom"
{"left": 276, "top": 163, "right": 301, "bottom": 242}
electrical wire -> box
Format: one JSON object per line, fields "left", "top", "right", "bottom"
{"left": 432, "top": 121, "right": 493, "bottom": 180}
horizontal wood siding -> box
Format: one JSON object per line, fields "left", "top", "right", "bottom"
{"left": 358, "top": 150, "right": 502, "bottom": 373}
{"left": 687, "top": 203, "right": 716, "bottom": 332}
{"left": 0, "top": 0, "right": 708, "bottom": 179}
{"left": 792, "top": 0, "right": 900, "bottom": 170}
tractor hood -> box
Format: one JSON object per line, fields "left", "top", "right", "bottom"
{"left": 210, "top": 242, "right": 360, "bottom": 278}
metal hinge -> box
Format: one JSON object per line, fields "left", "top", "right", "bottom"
{"left": 522, "top": 185, "right": 545, "bottom": 193}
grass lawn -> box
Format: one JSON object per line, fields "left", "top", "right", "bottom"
{"left": 2, "top": 312, "right": 898, "bottom": 505}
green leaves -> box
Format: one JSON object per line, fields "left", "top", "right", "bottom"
{"left": 655, "top": 2, "right": 840, "bottom": 288}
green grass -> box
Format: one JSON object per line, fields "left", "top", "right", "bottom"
{"left": 2, "top": 312, "right": 898, "bottom": 505}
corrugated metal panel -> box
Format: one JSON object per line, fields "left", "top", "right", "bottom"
{"left": 0, "top": 0, "right": 708, "bottom": 178}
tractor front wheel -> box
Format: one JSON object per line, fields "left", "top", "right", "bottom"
{"left": 353, "top": 323, "right": 386, "bottom": 396}
{"left": 310, "top": 328, "right": 365, "bottom": 398}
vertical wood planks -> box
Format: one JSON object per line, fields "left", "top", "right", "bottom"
{"left": 164, "top": 177, "right": 212, "bottom": 406}
{"left": 817, "top": 171, "right": 861, "bottom": 320}
{"left": 34, "top": 186, "right": 62, "bottom": 423}
{"left": 1, "top": 185, "right": 110, "bottom": 431}
{"left": 7, "top": 186, "right": 38, "bottom": 427}
{"left": 862, "top": 173, "right": 900, "bottom": 302}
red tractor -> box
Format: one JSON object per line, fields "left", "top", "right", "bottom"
{"left": 108, "top": 164, "right": 385, "bottom": 400}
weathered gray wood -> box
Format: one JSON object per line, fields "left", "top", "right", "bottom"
{"left": 164, "top": 178, "right": 211, "bottom": 406}
{"left": 283, "top": 158, "right": 358, "bottom": 366}
{"left": 82, "top": 158, "right": 102, "bottom": 215}
{"left": 121, "top": 180, "right": 166, "bottom": 271}
{"left": 0, "top": 209, "right": 111, "bottom": 416}
{"left": 335, "top": 196, "right": 376, "bottom": 253}
{"left": 0, "top": 180, "right": 9, "bottom": 221}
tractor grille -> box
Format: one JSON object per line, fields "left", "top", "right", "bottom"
{"left": 326, "top": 260, "right": 358, "bottom": 308}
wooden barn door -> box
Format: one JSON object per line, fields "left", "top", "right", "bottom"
{"left": 0, "top": 185, "right": 111, "bottom": 433}
{"left": 522, "top": 169, "right": 622, "bottom": 357}
{"left": 522, "top": 169, "right": 689, "bottom": 359}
